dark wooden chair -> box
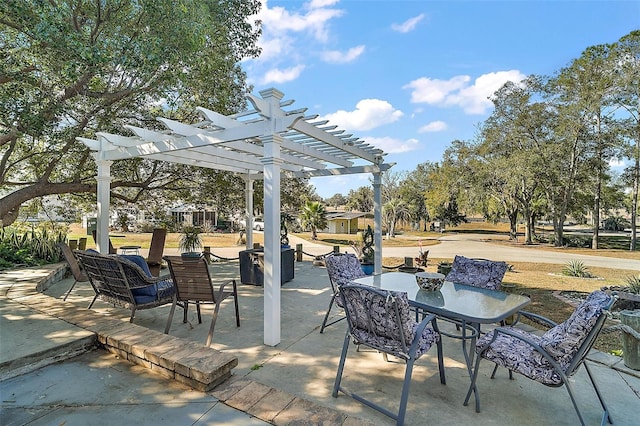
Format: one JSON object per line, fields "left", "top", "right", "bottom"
{"left": 163, "top": 255, "right": 240, "bottom": 347}
{"left": 57, "top": 242, "right": 88, "bottom": 301}
{"left": 146, "top": 228, "right": 167, "bottom": 276}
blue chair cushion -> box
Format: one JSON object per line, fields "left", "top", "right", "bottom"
{"left": 121, "top": 254, "right": 152, "bottom": 277}
{"left": 132, "top": 280, "right": 174, "bottom": 304}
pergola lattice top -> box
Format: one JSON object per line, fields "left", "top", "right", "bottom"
{"left": 78, "top": 88, "right": 391, "bottom": 177}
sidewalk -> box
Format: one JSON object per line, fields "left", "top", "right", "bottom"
{"left": 2, "top": 255, "right": 640, "bottom": 425}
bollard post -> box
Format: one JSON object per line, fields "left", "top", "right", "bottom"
{"left": 621, "top": 310, "right": 640, "bottom": 370}
{"left": 404, "top": 257, "right": 413, "bottom": 267}
{"left": 203, "top": 246, "right": 211, "bottom": 263}
{"left": 69, "top": 240, "right": 78, "bottom": 250}
{"left": 296, "top": 243, "right": 303, "bottom": 262}
{"left": 333, "top": 245, "right": 339, "bottom": 253}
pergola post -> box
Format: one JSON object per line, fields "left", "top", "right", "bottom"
{"left": 373, "top": 171, "right": 383, "bottom": 274}
{"left": 261, "top": 133, "right": 283, "bottom": 347}
{"left": 244, "top": 177, "right": 254, "bottom": 249}
{"left": 96, "top": 159, "right": 112, "bottom": 254}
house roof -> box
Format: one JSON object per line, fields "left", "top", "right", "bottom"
{"left": 326, "top": 212, "right": 368, "bottom": 220}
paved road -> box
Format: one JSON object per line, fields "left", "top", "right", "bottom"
{"left": 167, "top": 231, "right": 640, "bottom": 271}
{"left": 282, "top": 232, "right": 640, "bottom": 271}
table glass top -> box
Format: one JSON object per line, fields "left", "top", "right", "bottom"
{"left": 353, "top": 272, "right": 530, "bottom": 323}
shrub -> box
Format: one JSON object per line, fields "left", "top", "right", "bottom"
{"left": 562, "top": 260, "right": 594, "bottom": 278}
{"left": 0, "top": 226, "right": 66, "bottom": 269}
{"left": 625, "top": 275, "right": 640, "bottom": 294}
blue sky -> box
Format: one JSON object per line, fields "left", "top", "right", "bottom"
{"left": 244, "top": 0, "right": 640, "bottom": 199}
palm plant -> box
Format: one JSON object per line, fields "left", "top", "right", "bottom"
{"left": 179, "top": 225, "right": 203, "bottom": 254}
{"left": 299, "top": 201, "right": 327, "bottom": 240}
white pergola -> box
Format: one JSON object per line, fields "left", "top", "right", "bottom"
{"left": 78, "top": 87, "right": 393, "bottom": 346}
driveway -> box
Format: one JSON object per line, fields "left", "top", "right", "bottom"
{"left": 283, "top": 232, "right": 640, "bottom": 271}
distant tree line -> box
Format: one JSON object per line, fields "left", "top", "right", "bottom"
{"left": 326, "top": 31, "right": 639, "bottom": 250}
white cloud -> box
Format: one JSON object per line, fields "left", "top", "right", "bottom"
{"left": 404, "top": 70, "right": 527, "bottom": 114}
{"left": 256, "top": 0, "right": 344, "bottom": 44}
{"left": 419, "top": 121, "right": 447, "bottom": 133}
{"left": 364, "top": 136, "right": 420, "bottom": 154}
{"left": 262, "top": 65, "right": 306, "bottom": 84}
{"left": 321, "top": 99, "right": 403, "bottom": 131}
{"left": 321, "top": 45, "right": 365, "bottom": 63}
{"left": 391, "top": 14, "right": 425, "bottom": 33}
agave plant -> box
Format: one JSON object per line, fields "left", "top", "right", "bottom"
{"left": 625, "top": 275, "right": 640, "bottom": 294}
{"left": 562, "top": 260, "right": 593, "bottom": 278}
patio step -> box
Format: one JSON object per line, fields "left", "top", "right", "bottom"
{"left": 3, "top": 267, "right": 238, "bottom": 392}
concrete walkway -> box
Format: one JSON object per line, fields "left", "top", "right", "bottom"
{"left": 2, "top": 238, "right": 640, "bottom": 425}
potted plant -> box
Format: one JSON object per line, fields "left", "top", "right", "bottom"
{"left": 179, "top": 225, "right": 202, "bottom": 258}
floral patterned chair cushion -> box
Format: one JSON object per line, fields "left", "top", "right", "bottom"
{"left": 445, "top": 255, "right": 508, "bottom": 290}
{"left": 325, "top": 254, "right": 365, "bottom": 307}
{"left": 341, "top": 285, "right": 439, "bottom": 360}
{"left": 476, "top": 290, "right": 613, "bottom": 385}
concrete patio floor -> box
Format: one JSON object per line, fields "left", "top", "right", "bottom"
{"left": 2, "top": 249, "right": 640, "bottom": 425}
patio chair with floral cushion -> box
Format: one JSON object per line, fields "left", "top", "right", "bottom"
{"left": 464, "top": 290, "right": 615, "bottom": 425}
{"left": 333, "top": 283, "right": 446, "bottom": 426}
{"left": 445, "top": 255, "right": 508, "bottom": 290}
{"left": 319, "top": 253, "right": 365, "bottom": 333}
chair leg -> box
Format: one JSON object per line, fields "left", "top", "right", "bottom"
{"left": 196, "top": 302, "right": 202, "bottom": 324}
{"left": 233, "top": 290, "right": 240, "bottom": 327}
{"left": 205, "top": 300, "right": 222, "bottom": 347}
{"left": 320, "top": 294, "right": 346, "bottom": 333}
{"left": 397, "top": 357, "right": 417, "bottom": 426}
{"left": 87, "top": 294, "right": 98, "bottom": 309}
{"left": 583, "top": 362, "right": 613, "bottom": 425}
{"left": 332, "top": 332, "right": 351, "bottom": 397}
{"left": 165, "top": 297, "right": 178, "bottom": 334}
{"left": 129, "top": 307, "right": 136, "bottom": 323}
{"left": 63, "top": 279, "right": 78, "bottom": 301}
{"left": 563, "top": 374, "right": 588, "bottom": 426}
{"left": 183, "top": 302, "right": 189, "bottom": 323}
{"left": 320, "top": 294, "right": 337, "bottom": 333}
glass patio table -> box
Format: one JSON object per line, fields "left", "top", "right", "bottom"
{"left": 352, "top": 271, "right": 530, "bottom": 411}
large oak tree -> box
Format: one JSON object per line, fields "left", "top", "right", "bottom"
{"left": 0, "top": 0, "right": 261, "bottom": 226}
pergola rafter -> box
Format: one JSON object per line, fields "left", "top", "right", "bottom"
{"left": 78, "top": 87, "right": 392, "bottom": 346}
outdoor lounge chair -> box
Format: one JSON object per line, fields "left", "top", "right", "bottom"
{"left": 333, "top": 283, "right": 446, "bottom": 426}
{"left": 465, "top": 290, "right": 615, "bottom": 425}
{"left": 163, "top": 255, "right": 240, "bottom": 347}
{"left": 75, "top": 250, "right": 176, "bottom": 322}
{"left": 445, "top": 255, "right": 508, "bottom": 290}
{"left": 145, "top": 228, "right": 167, "bottom": 276}
{"left": 57, "top": 242, "right": 88, "bottom": 301}
{"left": 91, "top": 229, "right": 117, "bottom": 254}
{"left": 319, "top": 253, "right": 365, "bottom": 333}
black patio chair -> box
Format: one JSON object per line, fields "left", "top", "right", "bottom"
{"left": 333, "top": 283, "right": 446, "bottom": 425}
